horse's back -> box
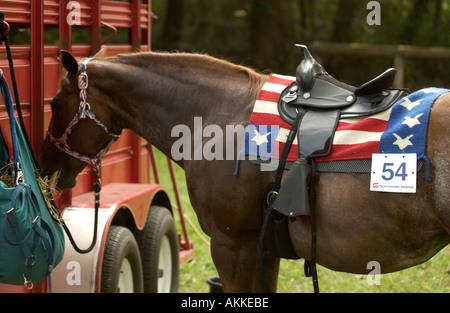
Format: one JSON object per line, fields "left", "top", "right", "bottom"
{"left": 288, "top": 92, "right": 450, "bottom": 274}
{"left": 426, "top": 92, "right": 450, "bottom": 234}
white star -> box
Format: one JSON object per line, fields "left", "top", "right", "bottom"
{"left": 400, "top": 98, "right": 422, "bottom": 111}
{"left": 251, "top": 129, "right": 270, "bottom": 146}
{"left": 423, "top": 88, "right": 439, "bottom": 94}
{"left": 393, "top": 133, "right": 414, "bottom": 150}
{"left": 402, "top": 113, "right": 423, "bottom": 128}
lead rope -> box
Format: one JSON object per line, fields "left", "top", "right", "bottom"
{"left": 61, "top": 165, "right": 101, "bottom": 254}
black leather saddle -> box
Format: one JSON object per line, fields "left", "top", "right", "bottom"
{"left": 278, "top": 44, "right": 403, "bottom": 123}
{"left": 271, "top": 44, "right": 405, "bottom": 218}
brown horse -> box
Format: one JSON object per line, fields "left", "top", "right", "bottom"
{"left": 38, "top": 50, "right": 450, "bottom": 292}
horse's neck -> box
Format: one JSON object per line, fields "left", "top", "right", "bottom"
{"left": 95, "top": 53, "right": 266, "bottom": 164}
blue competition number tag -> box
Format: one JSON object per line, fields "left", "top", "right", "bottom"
{"left": 370, "top": 153, "right": 417, "bottom": 193}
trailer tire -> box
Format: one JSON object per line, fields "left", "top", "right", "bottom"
{"left": 138, "top": 205, "right": 179, "bottom": 293}
{"left": 101, "top": 226, "right": 144, "bottom": 293}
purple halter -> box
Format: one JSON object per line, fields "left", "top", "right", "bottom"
{"left": 46, "top": 58, "right": 122, "bottom": 167}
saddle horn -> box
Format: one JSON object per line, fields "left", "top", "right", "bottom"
{"left": 295, "top": 44, "right": 328, "bottom": 92}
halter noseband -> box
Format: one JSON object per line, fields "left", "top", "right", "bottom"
{"left": 46, "top": 58, "right": 122, "bottom": 168}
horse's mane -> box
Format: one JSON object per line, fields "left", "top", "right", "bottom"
{"left": 114, "top": 51, "right": 268, "bottom": 98}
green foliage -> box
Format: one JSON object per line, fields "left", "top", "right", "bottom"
{"left": 6, "top": 1, "right": 448, "bottom": 89}
{"left": 151, "top": 0, "right": 450, "bottom": 89}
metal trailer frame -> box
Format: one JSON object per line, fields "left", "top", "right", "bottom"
{"left": 0, "top": 0, "right": 194, "bottom": 293}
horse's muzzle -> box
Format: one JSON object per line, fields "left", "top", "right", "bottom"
{"left": 55, "top": 172, "right": 77, "bottom": 190}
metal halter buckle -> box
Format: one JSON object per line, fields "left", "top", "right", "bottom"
{"left": 56, "top": 138, "right": 68, "bottom": 152}
{"left": 78, "top": 72, "right": 89, "bottom": 89}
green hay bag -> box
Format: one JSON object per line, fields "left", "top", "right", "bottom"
{"left": 0, "top": 76, "right": 64, "bottom": 289}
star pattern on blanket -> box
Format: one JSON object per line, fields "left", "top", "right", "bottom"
{"left": 251, "top": 129, "right": 270, "bottom": 146}
{"left": 380, "top": 88, "right": 449, "bottom": 157}
{"left": 402, "top": 113, "right": 423, "bottom": 128}
{"left": 387, "top": 96, "right": 424, "bottom": 151}
{"left": 400, "top": 98, "right": 422, "bottom": 111}
{"left": 393, "top": 133, "right": 414, "bottom": 150}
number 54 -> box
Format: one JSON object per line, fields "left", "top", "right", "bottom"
{"left": 382, "top": 162, "right": 407, "bottom": 181}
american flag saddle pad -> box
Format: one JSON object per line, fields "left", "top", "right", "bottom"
{"left": 235, "top": 74, "right": 449, "bottom": 180}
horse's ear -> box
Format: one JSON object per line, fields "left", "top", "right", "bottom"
{"left": 93, "top": 45, "right": 107, "bottom": 58}
{"left": 61, "top": 50, "right": 78, "bottom": 76}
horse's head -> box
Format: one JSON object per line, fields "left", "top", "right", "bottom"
{"left": 39, "top": 48, "right": 122, "bottom": 190}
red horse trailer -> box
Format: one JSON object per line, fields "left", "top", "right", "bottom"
{"left": 0, "top": 0, "right": 193, "bottom": 293}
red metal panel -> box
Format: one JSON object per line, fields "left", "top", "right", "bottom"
{"left": 131, "top": 0, "right": 141, "bottom": 49}
{"left": 0, "top": 284, "right": 29, "bottom": 293}
{"left": 0, "top": 46, "right": 31, "bottom": 107}
{"left": 43, "top": 0, "right": 59, "bottom": 25}
{"left": 71, "top": 44, "right": 92, "bottom": 58}
{"left": 30, "top": 0, "right": 44, "bottom": 156}
{"left": 140, "top": 2, "right": 150, "bottom": 29}
{"left": 43, "top": 45, "right": 60, "bottom": 101}
{"left": 91, "top": 0, "right": 102, "bottom": 55}
{"left": 59, "top": 0, "right": 72, "bottom": 52}
{"left": 0, "top": 0, "right": 31, "bottom": 25}
{"left": 145, "top": 0, "right": 151, "bottom": 48}
{"left": 131, "top": 132, "right": 142, "bottom": 183}
{"left": 76, "top": 0, "right": 94, "bottom": 27}
{"left": 101, "top": 0, "right": 132, "bottom": 28}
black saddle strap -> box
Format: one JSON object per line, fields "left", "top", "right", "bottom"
{"left": 303, "top": 159, "right": 319, "bottom": 293}
{"left": 258, "top": 111, "right": 319, "bottom": 293}
{"left": 258, "top": 112, "right": 302, "bottom": 292}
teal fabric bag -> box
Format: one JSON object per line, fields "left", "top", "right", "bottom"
{"left": 0, "top": 76, "right": 65, "bottom": 289}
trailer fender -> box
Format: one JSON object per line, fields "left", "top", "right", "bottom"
{"left": 50, "top": 183, "right": 171, "bottom": 292}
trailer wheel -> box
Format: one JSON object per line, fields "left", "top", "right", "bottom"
{"left": 138, "top": 205, "right": 179, "bottom": 293}
{"left": 101, "top": 226, "right": 144, "bottom": 293}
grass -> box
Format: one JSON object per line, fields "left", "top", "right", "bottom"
{"left": 152, "top": 148, "right": 450, "bottom": 293}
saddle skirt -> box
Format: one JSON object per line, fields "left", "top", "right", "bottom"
{"left": 235, "top": 74, "right": 450, "bottom": 181}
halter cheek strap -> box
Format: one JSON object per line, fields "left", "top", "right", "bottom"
{"left": 46, "top": 58, "right": 122, "bottom": 168}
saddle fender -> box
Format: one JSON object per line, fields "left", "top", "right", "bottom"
{"left": 273, "top": 159, "right": 312, "bottom": 217}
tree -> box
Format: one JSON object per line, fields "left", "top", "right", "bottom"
{"left": 157, "top": 0, "right": 185, "bottom": 51}
{"left": 330, "top": 0, "right": 362, "bottom": 42}
{"left": 250, "top": 0, "right": 295, "bottom": 72}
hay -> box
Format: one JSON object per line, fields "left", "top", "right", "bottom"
{"left": 37, "top": 170, "right": 63, "bottom": 224}
{"left": 0, "top": 162, "right": 15, "bottom": 187}
{"left": 1, "top": 162, "right": 63, "bottom": 224}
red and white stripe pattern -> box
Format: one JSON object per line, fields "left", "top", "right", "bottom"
{"left": 249, "top": 74, "right": 392, "bottom": 162}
